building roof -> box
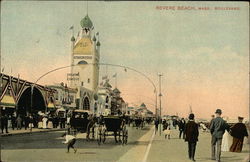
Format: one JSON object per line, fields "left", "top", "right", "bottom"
{"left": 140, "top": 103, "right": 146, "bottom": 108}
{"left": 96, "top": 41, "right": 101, "bottom": 46}
{"left": 113, "top": 88, "right": 121, "bottom": 94}
{"left": 103, "top": 81, "right": 112, "bottom": 88}
{"left": 80, "top": 15, "right": 93, "bottom": 29}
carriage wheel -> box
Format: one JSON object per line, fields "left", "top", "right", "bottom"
{"left": 122, "top": 129, "right": 128, "bottom": 145}
{"left": 102, "top": 130, "right": 106, "bottom": 143}
{"left": 124, "top": 129, "right": 128, "bottom": 144}
{"left": 97, "top": 128, "right": 102, "bottom": 145}
{"left": 118, "top": 131, "right": 122, "bottom": 143}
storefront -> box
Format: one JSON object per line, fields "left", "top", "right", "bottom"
{"left": 0, "top": 95, "right": 16, "bottom": 116}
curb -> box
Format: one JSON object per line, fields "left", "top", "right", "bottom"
{"left": 0, "top": 129, "right": 66, "bottom": 137}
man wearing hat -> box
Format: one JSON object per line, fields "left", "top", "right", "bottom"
{"left": 210, "top": 109, "right": 230, "bottom": 162}
{"left": 184, "top": 113, "right": 199, "bottom": 162}
{"left": 229, "top": 116, "right": 248, "bottom": 152}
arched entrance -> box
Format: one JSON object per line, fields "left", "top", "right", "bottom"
{"left": 17, "top": 87, "right": 46, "bottom": 116}
{"left": 83, "top": 97, "right": 90, "bottom": 110}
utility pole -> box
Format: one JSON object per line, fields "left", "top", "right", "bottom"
{"left": 158, "top": 73, "right": 163, "bottom": 135}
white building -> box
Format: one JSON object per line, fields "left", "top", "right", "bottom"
{"left": 68, "top": 15, "right": 100, "bottom": 112}
{"left": 47, "top": 83, "right": 77, "bottom": 110}
{"left": 96, "top": 80, "right": 113, "bottom": 116}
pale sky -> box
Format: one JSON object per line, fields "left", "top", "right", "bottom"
{"left": 1, "top": 1, "right": 249, "bottom": 120}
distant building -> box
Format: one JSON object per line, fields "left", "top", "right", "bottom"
{"left": 127, "top": 106, "right": 136, "bottom": 116}
{"left": 135, "top": 103, "right": 154, "bottom": 118}
{"left": 47, "top": 83, "right": 77, "bottom": 110}
{"left": 96, "top": 80, "right": 112, "bottom": 116}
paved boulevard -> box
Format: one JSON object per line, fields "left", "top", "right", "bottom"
{"left": 0, "top": 125, "right": 249, "bottom": 162}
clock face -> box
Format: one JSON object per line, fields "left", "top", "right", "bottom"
{"left": 73, "top": 38, "right": 93, "bottom": 55}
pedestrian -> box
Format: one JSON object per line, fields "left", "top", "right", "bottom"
{"left": 162, "top": 119, "right": 168, "bottom": 130}
{"left": 178, "top": 118, "right": 186, "bottom": 139}
{"left": 11, "top": 115, "right": 16, "bottom": 130}
{"left": 8, "top": 115, "right": 11, "bottom": 129}
{"left": 1, "top": 114, "right": 9, "bottom": 133}
{"left": 47, "top": 115, "right": 53, "bottom": 129}
{"left": 163, "top": 122, "right": 171, "bottom": 139}
{"left": 62, "top": 133, "right": 77, "bottom": 153}
{"left": 154, "top": 118, "right": 159, "bottom": 134}
{"left": 16, "top": 115, "right": 22, "bottom": 130}
{"left": 184, "top": 113, "right": 199, "bottom": 162}
{"left": 209, "top": 115, "right": 215, "bottom": 128}
{"left": 24, "top": 115, "right": 29, "bottom": 130}
{"left": 28, "top": 115, "right": 34, "bottom": 132}
{"left": 221, "top": 117, "right": 232, "bottom": 152}
{"left": 230, "top": 116, "right": 248, "bottom": 152}
{"left": 38, "top": 115, "right": 43, "bottom": 129}
{"left": 210, "top": 109, "right": 230, "bottom": 162}
{"left": 42, "top": 116, "right": 48, "bottom": 129}
{"left": 1, "top": 115, "right": 4, "bottom": 133}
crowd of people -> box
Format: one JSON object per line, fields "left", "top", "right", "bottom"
{"left": 154, "top": 109, "right": 249, "bottom": 162}
{"left": 0, "top": 112, "right": 68, "bottom": 134}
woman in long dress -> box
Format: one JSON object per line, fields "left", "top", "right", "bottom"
{"left": 42, "top": 116, "right": 48, "bottom": 129}
{"left": 47, "top": 117, "right": 53, "bottom": 129}
{"left": 38, "top": 115, "right": 43, "bottom": 129}
{"left": 221, "top": 117, "right": 232, "bottom": 151}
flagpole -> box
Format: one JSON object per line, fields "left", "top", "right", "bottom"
{"left": 115, "top": 74, "right": 117, "bottom": 88}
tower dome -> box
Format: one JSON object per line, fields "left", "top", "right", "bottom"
{"left": 71, "top": 36, "right": 75, "bottom": 42}
{"left": 80, "top": 15, "right": 93, "bottom": 29}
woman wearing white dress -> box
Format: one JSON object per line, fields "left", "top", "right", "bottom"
{"left": 221, "top": 117, "right": 232, "bottom": 151}
{"left": 47, "top": 117, "right": 53, "bottom": 129}
{"left": 42, "top": 116, "right": 48, "bottom": 129}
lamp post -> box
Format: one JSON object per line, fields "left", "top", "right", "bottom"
{"left": 158, "top": 73, "right": 163, "bottom": 135}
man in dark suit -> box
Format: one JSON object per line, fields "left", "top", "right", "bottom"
{"left": 178, "top": 118, "right": 186, "bottom": 139}
{"left": 210, "top": 109, "right": 230, "bottom": 162}
{"left": 184, "top": 113, "right": 199, "bottom": 162}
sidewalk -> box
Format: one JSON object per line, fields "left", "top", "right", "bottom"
{"left": 0, "top": 127, "right": 65, "bottom": 137}
{"left": 147, "top": 127, "right": 250, "bottom": 162}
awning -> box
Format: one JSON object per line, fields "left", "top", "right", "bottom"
{"left": 0, "top": 95, "right": 16, "bottom": 108}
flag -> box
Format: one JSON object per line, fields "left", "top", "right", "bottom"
{"left": 69, "top": 26, "right": 74, "bottom": 30}
{"left": 112, "top": 73, "right": 117, "bottom": 77}
{"left": 102, "top": 75, "right": 108, "bottom": 80}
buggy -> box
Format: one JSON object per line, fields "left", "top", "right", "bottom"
{"left": 96, "top": 116, "right": 128, "bottom": 145}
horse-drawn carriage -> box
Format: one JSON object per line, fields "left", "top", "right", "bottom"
{"left": 96, "top": 116, "right": 128, "bottom": 145}
{"left": 68, "top": 110, "right": 96, "bottom": 140}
